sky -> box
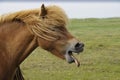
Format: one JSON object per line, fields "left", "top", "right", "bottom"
{"left": 0, "top": 1, "right": 120, "bottom": 18}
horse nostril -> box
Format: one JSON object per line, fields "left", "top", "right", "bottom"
{"left": 75, "top": 43, "right": 80, "bottom": 48}
{"left": 75, "top": 43, "right": 84, "bottom": 49}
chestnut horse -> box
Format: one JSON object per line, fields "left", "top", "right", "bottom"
{"left": 0, "top": 4, "right": 84, "bottom": 80}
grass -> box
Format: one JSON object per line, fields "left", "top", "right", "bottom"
{"left": 21, "top": 18, "right": 120, "bottom": 80}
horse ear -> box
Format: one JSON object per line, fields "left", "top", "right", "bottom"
{"left": 40, "top": 4, "right": 47, "bottom": 18}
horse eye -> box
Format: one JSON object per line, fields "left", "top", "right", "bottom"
{"left": 55, "top": 26, "right": 63, "bottom": 31}
{"left": 40, "top": 16, "right": 47, "bottom": 19}
{"left": 52, "top": 26, "right": 66, "bottom": 32}
{"left": 42, "top": 16, "right": 45, "bottom": 19}
{"left": 51, "top": 29, "right": 56, "bottom": 31}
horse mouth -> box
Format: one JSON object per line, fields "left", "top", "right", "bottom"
{"left": 65, "top": 48, "right": 83, "bottom": 67}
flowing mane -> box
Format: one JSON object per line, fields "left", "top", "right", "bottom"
{"left": 0, "top": 4, "right": 84, "bottom": 80}
{"left": 0, "top": 5, "right": 68, "bottom": 41}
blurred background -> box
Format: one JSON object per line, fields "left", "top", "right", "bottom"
{"left": 0, "top": 0, "right": 120, "bottom": 18}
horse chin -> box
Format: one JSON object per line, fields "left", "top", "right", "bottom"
{"left": 65, "top": 51, "right": 80, "bottom": 67}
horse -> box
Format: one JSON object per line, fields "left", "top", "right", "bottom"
{"left": 0, "top": 4, "right": 84, "bottom": 80}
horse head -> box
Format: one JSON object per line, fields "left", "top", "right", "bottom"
{"left": 36, "top": 4, "right": 84, "bottom": 67}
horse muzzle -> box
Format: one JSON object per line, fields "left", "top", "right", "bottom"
{"left": 65, "top": 39, "right": 84, "bottom": 67}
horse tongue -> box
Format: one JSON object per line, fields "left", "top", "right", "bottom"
{"left": 71, "top": 55, "right": 80, "bottom": 67}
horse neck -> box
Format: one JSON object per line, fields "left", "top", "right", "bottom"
{"left": 0, "top": 22, "right": 38, "bottom": 80}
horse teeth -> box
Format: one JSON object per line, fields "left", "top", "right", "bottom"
{"left": 71, "top": 55, "right": 80, "bottom": 67}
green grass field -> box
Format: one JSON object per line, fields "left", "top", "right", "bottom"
{"left": 21, "top": 18, "right": 120, "bottom": 80}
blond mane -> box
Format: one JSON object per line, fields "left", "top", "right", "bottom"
{"left": 0, "top": 5, "right": 68, "bottom": 41}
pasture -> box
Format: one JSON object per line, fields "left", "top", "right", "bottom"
{"left": 21, "top": 18, "right": 120, "bottom": 80}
